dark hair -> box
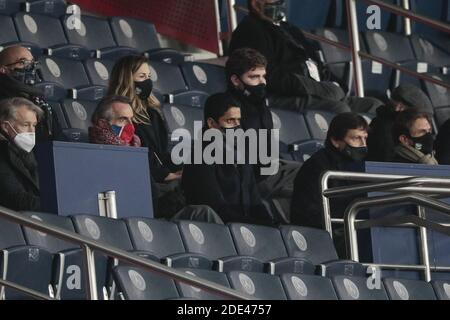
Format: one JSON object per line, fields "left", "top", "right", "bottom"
{"left": 91, "top": 95, "right": 131, "bottom": 124}
{"left": 392, "top": 109, "right": 431, "bottom": 143}
{"left": 225, "top": 48, "right": 267, "bottom": 86}
{"left": 204, "top": 92, "right": 242, "bottom": 123}
{"left": 326, "top": 112, "right": 368, "bottom": 145}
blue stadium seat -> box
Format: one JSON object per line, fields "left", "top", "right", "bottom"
{"left": 59, "top": 99, "right": 97, "bottom": 133}
{"left": 313, "top": 28, "right": 354, "bottom": 63}
{"left": 422, "top": 75, "right": 450, "bottom": 121}
{"left": 113, "top": 265, "right": 180, "bottom": 300}
{"left": 83, "top": 58, "right": 115, "bottom": 87}
{"left": 14, "top": 12, "right": 89, "bottom": 59}
{"left": 162, "top": 103, "right": 204, "bottom": 140}
{"left": 20, "top": 211, "right": 87, "bottom": 299}
{"left": 25, "top": 0, "right": 67, "bottom": 17}
{"left": 124, "top": 217, "right": 211, "bottom": 270}
{"left": 180, "top": 62, "right": 227, "bottom": 94}
{"left": 410, "top": 35, "right": 450, "bottom": 69}
{"left": 0, "top": 14, "right": 42, "bottom": 56}
{"left": 280, "top": 273, "right": 338, "bottom": 300}
{"left": 0, "top": 218, "right": 53, "bottom": 299}
{"left": 150, "top": 61, "right": 188, "bottom": 95}
{"left": 278, "top": 225, "right": 366, "bottom": 277}
{"left": 270, "top": 108, "right": 320, "bottom": 162}
{"left": 228, "top": 223, "right": 316, "bottom": 275}
{"left": 360, "top": 59, "right": 395, "bottom": 100}
{"left": 332, "top": 275, "right": 389, "bottom": 300}
{"left": 227, "top": 271, "right": 287, "bottom": 300}
{"left": 0, "top": 0, "right": 23, "bottom": 15}
{"left": 37, "top": 56, "right": 107, "bottom": 100}
{"left": 175, "top": 268, "right": 232, "bottom": 300}
{"left": 304, "top": 110, "right": 335, "bottom": 141}
{"left": 431, "top": 280, "right": 450, "bottom": 300}
{"left": 109, "top": 16, "right": 160, "bottom": 52}
{"left": 177, "top": 221, "right": 264, "bottom": 273}
{"left": 62, "top": 14, "right": 138, "bottom": 60}
{"left": 383, "top": 278, "right": 437, "bottom": 300}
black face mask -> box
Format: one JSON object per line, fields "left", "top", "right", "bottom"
{"left": 10, "top": 64, "right": 39, "bottom": 86}
{"left": 134, "top": 79, "right": 153, "bottom": 100}
{"left": 264, "top": 0, "right": 286, "bottom": 23}
{"left": 343, "top": 145, "right": 368, "bottom": 161}
{"left": 409, "top": 132, "right": 434, "bottom": 155}
{"left": 241, "top": 81, "right": 267, "bottom": 104}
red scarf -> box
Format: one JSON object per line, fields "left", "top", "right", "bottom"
{"left": 89, "top": 122, "right": 141, "bottom": 147}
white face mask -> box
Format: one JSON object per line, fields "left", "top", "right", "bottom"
{"left": 14, "top": 132, "right": 36, "bottom": 153}
{"left": 5, "top": 121, "right": 36, "bottom": 153}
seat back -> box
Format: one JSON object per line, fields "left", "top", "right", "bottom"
{"left": 180, "top": 62, "right": 227, "bottom": 94}
{"left": 62, "top": 14, "right": 116, "bottom": 50}
{"left": 60, "top": 99, "right": 97, "bottom": 131}
{"left": 177, "top": 221, "right": 237, "bottom": 260}
{"left": 280, "top": 273, "right": 338, "bottom": 300}
{"left": 271, "top": 108, "right": 311, "bottom": 150}
{"left": 176, "top": 268, "right": 231, "bottom": 300}
{"left": 410, "top": 35, "right": 450, "bottom": 67}
{"left": 163, "top": 103, "right": 204, "bottom": 138}
{"left": 304, "top": 110, "right": 335, "bottom": 141}
{"left": 364, "top": 31, "right": 415, "bottom": 63}
{"left": 83, "top": 58, "right": 115, "bottom": 87}
{"left": 14, "top": 12, "right": 67, "bottom": 48}
{"left": 38, "top": 56, "right": 90, "bottom": 88}
{"left": 279, "top": 225, "right": 338, "bottom": 265}
{"left": 109, "top": 17, "right": 160, "bottom": 52}
{"left": 228, "top": 223, "right": 288, "bottom": 262}
{"left": 0, "top": 14, "right": 19, "bottom": 44}
{"left": 383, "top": 278, "right": 437, "bottom": 300}
{"left": 150, "top": 61, "right": 187, "bottom": 94}
{"left": 332, "top": 276, "right": 389, "bottom": 300}
{"left": 113, "top": 266, "right": 179, "bottom": 300}
{"left": 431, "top": 280, "right": 450, "bottom": 300}
{"left": 0, "top": 219, "right": 26, "bottom": 249}
{"left": 227, "top": 271, "right": 287, "bottom": 300}
{"left": 124, "top": 218, "right": 185, "bottom": 258}
{"left": 422, "top": 75, "right": 450, "bottom": 108}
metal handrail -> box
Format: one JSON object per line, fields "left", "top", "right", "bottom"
{"left": 320, "top": 171, "right": 450, "bottom": 235}
{"left": 0, "top": 279, "right": 55, "bottom": 300}
{"left": 344, "top": 192, "right": 450, "bottom": 281}
{"left": 0, "top": 206, "right": 253, "bottom": 300}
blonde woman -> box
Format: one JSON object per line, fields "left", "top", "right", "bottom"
{"left": 109, "top": 55, "right": 181, "bottom": 183}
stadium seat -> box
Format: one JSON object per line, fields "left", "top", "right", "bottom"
{"left": 271, "top": 108, "right": 320, "bottom": 162}
{"left": 0, "top": 14, "right": 19, "bottom": 45}
{"left": 37, "top": 56, "right": 107, "bottom": 100}
{"left": 422, "top": 74, "right": 450, "bottom": 110}
{"left": 113, "top": 265, "right": 180, "bottom": 300}
{"left": 410, "top": 35, "right": 450, "bottom": 70}
{"left": 162, "top": 103, "right": 204, "bottom": 140}
{"left": 360, "top": 59, "right": 394, "bottom": 100}
{"left": 227, "top": 271, "right": 287, "bottom": 300}
{"left": 166, "top": 90, "right": 209, "bottom": 108}
{"left": 431, "top": 280, "right": 450, "bottom": 300}
{"left": 332, "top": 275, "right": 389, "bottom": 300}
{"left": 175, "top": 268, "right": 232, "bottom": 300}
{"left": 0, "top": 219, "right": 53, "bottom": 299}
{"left": 228, "top": 223, "right": 316, "bottom": 275}
{"left": 0, "top": 0, "right": 23, "bottom": 15}
{"left": 124, "top": 217, "right": 211, "bottom": 270}
{"left": 83, "top": 58, "right": 115, "bottom": 87}
{"left": 180, "top": 62, "right": 227, "bottom": 94}
{"left": 383, "top": 278, "right": 437, "bottom": 300}
{"left": 109, "top": 16, "right": 160, "bottom": 52}
{"left": 14, "top": 12, "right": 89, "bottom": 59}
{"left": 20, "top": 211, "right": 88, "bottom": 299}
{"left": 62, "top": 14, "right": 139, "bottom": 60}
{"left": 150, "top": 61, "right": 188, "bottom": 95}
{"left": 280, "top": 273, "right": 338, "bottom": 300}
{"left": 59, "top": 99, "right": 97, "bottom": 133}
{"left": 177, "top": 221, "right": 264, "bottom": 273}
{"left": 304, "top": 110, "right": 335, "bottom": 141}
{"left": 25, "top": 0, "right": 67, "bottom": 17}
{"left": 364, "top": 31, "right": 416, "bottom": 64}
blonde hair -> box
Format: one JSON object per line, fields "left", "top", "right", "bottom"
{"left": 108, "top": 55, "right": 161, "bottom": 125}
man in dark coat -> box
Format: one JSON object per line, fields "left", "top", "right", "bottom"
{"left": 182, "top": 93, "right": 275, "bottom": 225}
{"left": 225, "top": 47, "right": 300, "bottom": 205}
{"left": 367, "top": 84, "right": 434, "bottom": 162}
{"left": 0, "top": 45, "right": 59, "bottom": 142}
{"left": 291, "top": 113, "right": 369, "bottom": 230}
{"left": 229, "top": 0, "right": 382, "bottom": 114}
{"left": 0, "top": 97, "right": 43, "bottom": 211}
{"left": 390, "top": 109, "right": 438, "bottom": 165}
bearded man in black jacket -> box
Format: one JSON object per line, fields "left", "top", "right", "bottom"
{"left": 229, "top": 0, "right": 382, "bottom": 114}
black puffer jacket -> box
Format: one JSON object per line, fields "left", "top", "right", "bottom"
{"left": 367, "top": 104, "right": 397, "bottom": 162}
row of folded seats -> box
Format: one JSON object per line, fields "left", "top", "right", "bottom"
{"left": 312, "top": 28, "right": 450, "bottom": 120}
{"left": 1, "top": 212, "right": 449, "bottom": 300}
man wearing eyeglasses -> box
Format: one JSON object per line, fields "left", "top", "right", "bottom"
{"left": 0, "top": 46, "right": 56, "bottom": 142}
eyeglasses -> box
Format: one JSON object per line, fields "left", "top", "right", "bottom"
{"left": 5, "top": 58, "right": 39, "bottom": 69}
